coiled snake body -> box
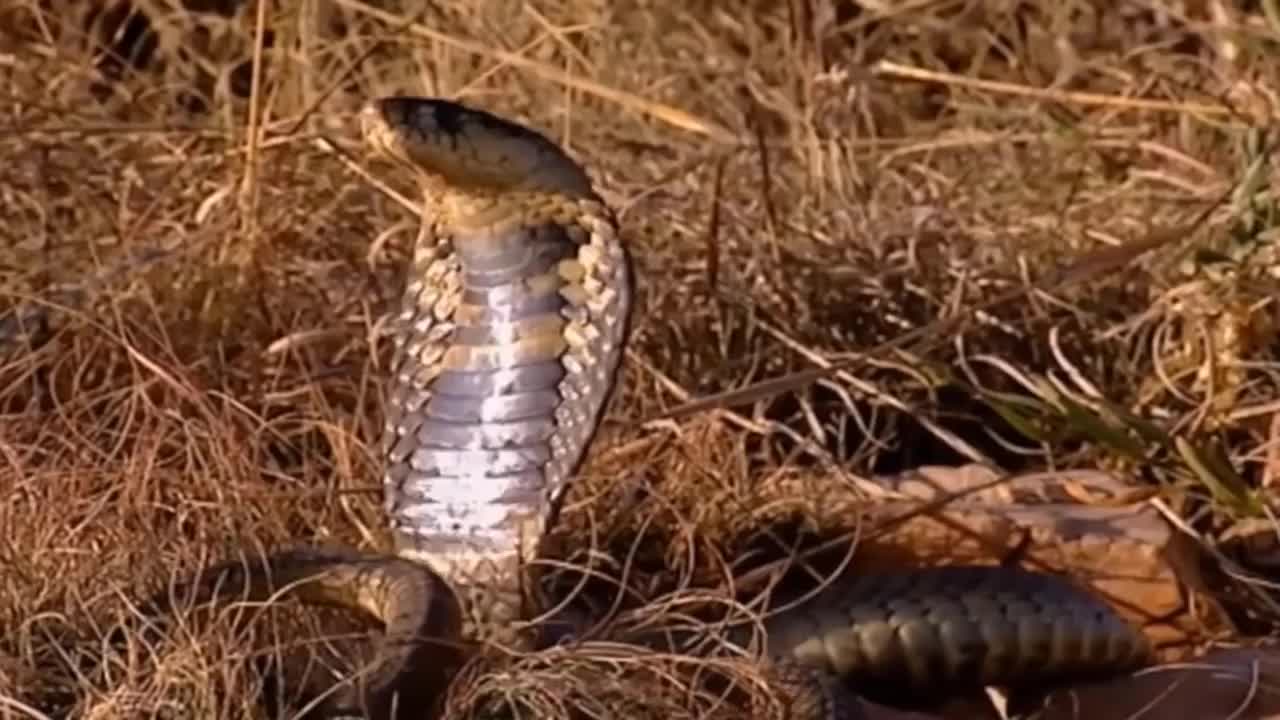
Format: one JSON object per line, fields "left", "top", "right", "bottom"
{"left": 142, "top": 97, "right": 1152, "bottom": 719}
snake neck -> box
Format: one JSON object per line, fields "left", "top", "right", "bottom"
{"left": 383, "top": 222, "right": 578, "bottom": 551}
{"left": 381, "top": 216, "right": 623, "bottom": 649}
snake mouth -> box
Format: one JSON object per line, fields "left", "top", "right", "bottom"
{"left": 138, "top": 547, "right": 466, "bottom": 720}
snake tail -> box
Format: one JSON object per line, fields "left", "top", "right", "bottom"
{"left": 755, "top": 565, "right": 1152, "bottom": 706}
{"left": 137, "top": 547, "right": 464, "bottom": 719}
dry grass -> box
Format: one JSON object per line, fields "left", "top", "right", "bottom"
{"left": 1, "top": 0, "right": 1279, "bottom": 718}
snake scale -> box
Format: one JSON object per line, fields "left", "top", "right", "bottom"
{"left": 136, "top": 97, "right": 1152, "bottom": 719}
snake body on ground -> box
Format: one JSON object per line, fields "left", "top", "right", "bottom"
{"left": 133, "top": 97, "right": 1152, "bottom": 719}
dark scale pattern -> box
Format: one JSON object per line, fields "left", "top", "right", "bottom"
{"left": 750, "top": 565, "right": 1152, "bottom": 704}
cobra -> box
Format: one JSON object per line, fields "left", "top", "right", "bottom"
{"left": 132, "top": 97, "right": 1152, "bottom": 719}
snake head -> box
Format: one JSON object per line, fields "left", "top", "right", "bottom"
{"left": 361, "top": 96, "right": 597, "bottom": 201}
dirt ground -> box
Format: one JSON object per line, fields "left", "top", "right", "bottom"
{"left": 1, "top": 1, "right": 1278, "bottom": 718}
